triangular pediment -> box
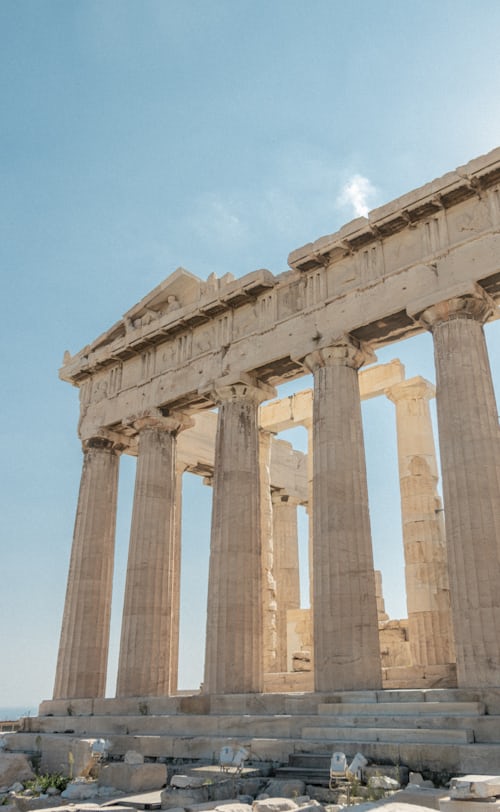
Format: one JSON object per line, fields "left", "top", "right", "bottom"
{"left": 125, "top": 267, "right": 202, "bottom": 319}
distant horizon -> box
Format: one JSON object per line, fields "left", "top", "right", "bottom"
{"left": 0, "top": 705, "right": 38, "bottom": 721}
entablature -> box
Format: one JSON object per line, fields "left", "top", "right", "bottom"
{"left": 62, "top": 148, "right": 500, "bottom": 439}
{"left": 62, "top": 267, "right": 276, "bottom": 384}
{"left": 288, "top": 146, "right": 500, "bottom": 272}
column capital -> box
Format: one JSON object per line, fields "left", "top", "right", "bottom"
{"left": 303, "top": 336, "right": 376, "bottom": 373}
{"left": 411, "top": 286, "right": 496, "bottom": 332}
{"left": 129, "top": 409, "right": 193, "bottom": 436}
{"left": 386, "top": 375, "right": 435, "bottom": 404}
{"left": 259, "top": 426, "right": 276, "bottom": 439}
{"left": 81, "top": 430, "right": 129, "bottom": 454}
{"left": 211, "top": 376, "right": 276, "bottom": 406}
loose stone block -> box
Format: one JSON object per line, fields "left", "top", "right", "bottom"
{"left": 396, "top": 788, "right": 449, "bottom": 810}
{"left": 99, "top": 763, "right": 167, "bottom": 792}
{"left": 368, "top": 775, "right": 400, "bottom": 790}
{"left": 440, "top": 801, "right": 500, "bottom": 812}
{"left": 450, "top": 776, "right": 500, "bottom": 799}
{"left": 124, "top": 750, "right": 144, "bottom": 764}
{"left": 0, "top": 754, "right": 34, "bottom": 786}
{"left": 61, "top": 780, "right": 99, "bottom": 800}
{"left": 161, "top": 789, "right": 207, "bottom": 809}
{"left": 265, "top": 780, "right": 306, "bottom": 798}
{"left": 171, "top": 775, "right": 207, "bottom": 789}
{"left": 214, "top": 806, "right": 252, "bottom": 812}
{"left": 295, "top": 804, "right": 326, "bottom": 812}
{"left": 253, "top": 800, "right": 298, "bottom": 812}
{"left": 363, "top": 765, "right": 409, "bottom": 783}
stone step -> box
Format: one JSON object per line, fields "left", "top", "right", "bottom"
{"left": 36, "top": 688, "right": 500, "bottom": 718}
{"left": 301, "top": 725, "right": 474, "bottom": 743}
{"left": 8, "top": 731, "right": 500, "bottom": 775}
{"left": 273, "top": 766, "right": 330, "bottom": 786}
{"left": 26, "top": 713, "right": 317, "bottom": 738}
{"left": 317, "top": 701, "right": 485, "bottom": 716}
{"left": 276, "top": 765, "right": 329, "bottom": 776}
{"left": 313, "top": 713, "right": 478, "bottom": 729}
{"left": 274, "top": 753, "right": 332, "bottom": 784}
{"left": 288, "top": 753, "right": 331, "bottom": 769}
{"left": 316, "top": 688, "right": 500, "bottom": 714}
{"left": 13, "top": 688, "right": 500, "bottom": 787}
{"left": 26, "top": 712, "right": 494, "bottom": 743}
{"left": 23, "top": 707, "right": 500, "bottom": 745}
{"left": 301, "top": 713, "right": 500, "bottom": 740}
{"left": 275, "top": 761, "right": 412, "bottom": 786}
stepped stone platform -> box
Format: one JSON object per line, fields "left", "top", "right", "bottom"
{"left": 5, "top": 689, "right": 500, "bottom": 778}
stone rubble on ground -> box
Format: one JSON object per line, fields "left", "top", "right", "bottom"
{"left": 264, "top": 781, "right": 306, "bottom": 798}
{"left": 367, "top": 776, "right": 401, "bottom": 791}
{"left": 363, "top": 767, "right": 409, "bottom": 786}
{"left": 60, "top": 779, "right": 99, "bottom": 801}
{"left": 213, "top": 805, "right": 253, "bottom": 812}
{"left": 99, "top": 761, "right": 166, "bottom": 793}
{"left": 440, "top": 801, "right": 500, "bottom": 812}
{"left": 449, "top": 776, "right": 500, "bottom": 800}
{"left": 292, "top": 801, "right": 327, "bottom": 812}
{"left": 5, "top": 740, "right": 500, "bottom": 812}
{"left": 123, "top": 750, "right": 144, "bottom": 765}
{"left": 407, "top": 773, "right": 435, "bottom": 790}
{"left": 253, "top": 799, "right": 301, "bottom": 812}
{"left": 439, "top": 775, "right": 500, "bottom": 812}
{"left": 171, "top": 776, "right": 208, "bottom": 789}
{"left": 0, "top": 754, "right": 35, "bottom": 786}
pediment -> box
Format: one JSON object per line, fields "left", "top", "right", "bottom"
{"left": 125, "top": 267, "right": 203, "bottom": 319}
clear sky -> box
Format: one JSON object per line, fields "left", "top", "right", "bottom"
{"left": 1, "top": 0, "right": 500, "bottom": 712}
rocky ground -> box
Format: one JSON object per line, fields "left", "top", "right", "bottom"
{"left": 0, "top": 749, "right": 453, "bottom": 812}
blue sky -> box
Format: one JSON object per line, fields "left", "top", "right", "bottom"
{"left": 1, "top": 0, "right": 500, "bottom": 711}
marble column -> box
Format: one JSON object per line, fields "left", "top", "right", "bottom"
{"left": 375, "top": 571, "right": 389, "bottom": 622}
{"left": 387, "top": 377, "right": 455, "bottom": 667}
{"left": 168, "top": 461, "right": 187, "bottom": 695}
{"left": 116, "top": 413, "right": 190, "bottom": 697}
{"left": 304, "top": 418, "right": 314, "bottom": 617}
{"left": 203, "top": 379, "right": 275, "bottom": 694}
{"left": 272, "top": 491, "right": 301, "bottom": 672}
{"left": 53, "top": 436, "right": 122, "bottom": 699}
{"left": 417, "top": 290, "right": 500, "bottom": 687}
{"left": 305, "top": 339, "right": 382, "bottom": 691}
{"left": 260, "top": 429, "right": 278, "bottom": 674}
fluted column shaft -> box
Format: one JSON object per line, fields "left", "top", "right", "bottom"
{"left": 168, "top": 462, "right": 187, "bottom": 695}
{"left": 204, "top": 380, "right": 274, "bottom": 694}
{"left": 54, "top": 437, "right": 121, "bottom": 699}
{"left": 304, "top": 419, "right": 314, "bottom": 617}
{"left": 419, "top": 291, "right": 500, "bottom": 686}
{"left": 260, "top": 430, "right": 278, "bottom": 674}
{"left": 375, "top": 571, "right": 389, "bottom": 622}
{"left": 387, "top": 377, "right": 455, "bottom": 666}
{"left": 116, "top": 414, "right": 188, "bottom": 697}
{"left": 305, "top": 339, "right": 381, "bottom": 691}
{"left": 272, "top": 492, "right": 301, "bottom": 672}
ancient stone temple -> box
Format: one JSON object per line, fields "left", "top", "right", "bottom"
{"left": 17, "top": 147, "right": 500, "bottom": 776}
